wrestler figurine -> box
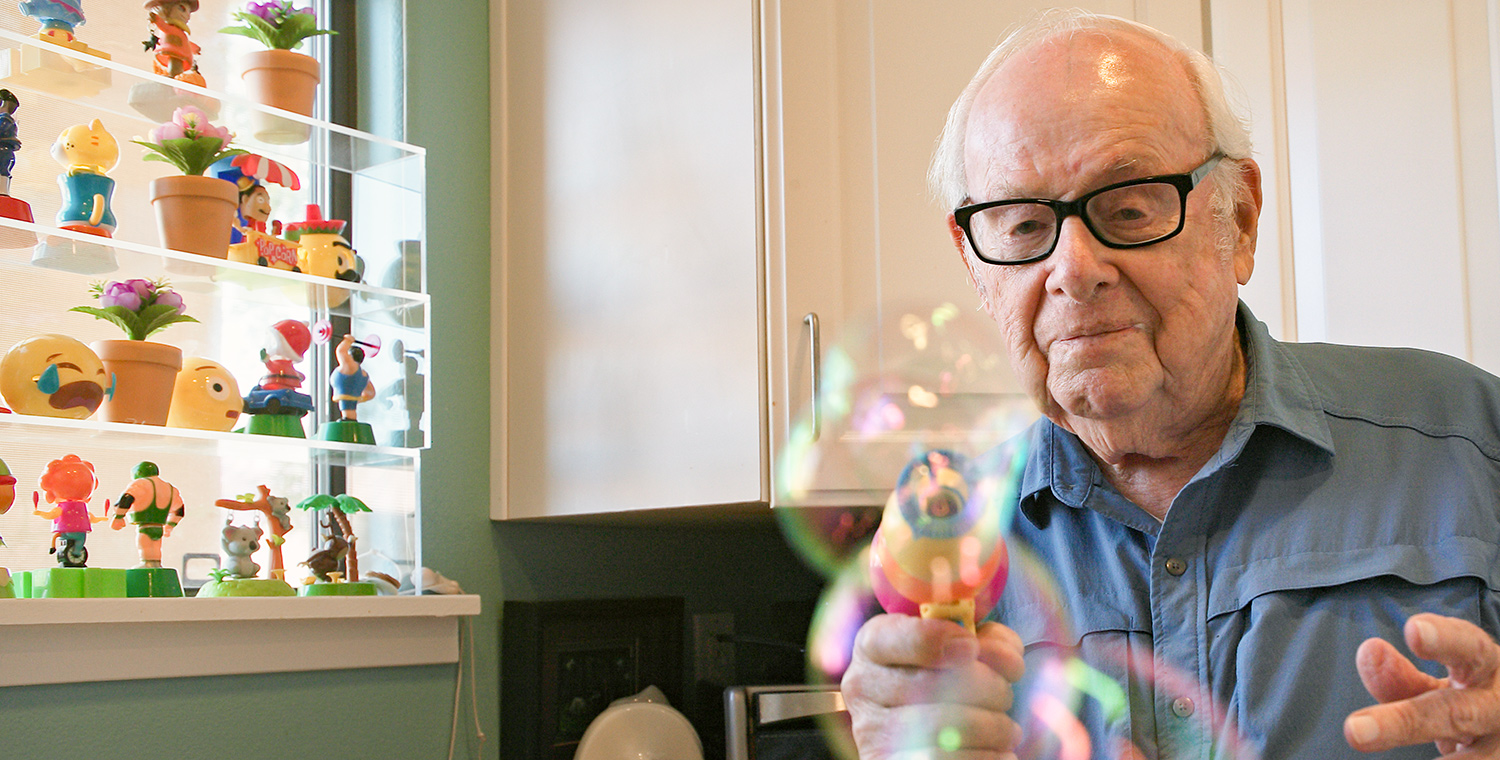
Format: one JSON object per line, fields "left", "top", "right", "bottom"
{"left": 110, "top": 461, "right": 185, "bottom": 569}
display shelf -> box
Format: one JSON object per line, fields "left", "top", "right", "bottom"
{"left": 0, "top": 26, "right": 425, "bottom": 181}
{"left": 0, "top": 6, "right": 431, "bottom": 601}
{"left": 0, "top": 594, "right": 482, "bottom": 686}
{"left": 0, "top": 412, "right": 422, "bottom": 466}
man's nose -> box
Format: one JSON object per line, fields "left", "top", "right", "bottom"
{"left": 1045, "top": 215, "right": 1118, "bottom": 301}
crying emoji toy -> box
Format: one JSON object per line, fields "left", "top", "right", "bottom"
{"left": 0, "top": 334, "right": 113, "bottom": 419}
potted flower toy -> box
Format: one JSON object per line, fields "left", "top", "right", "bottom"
{"left": 134, "top": 106, "right": 245, "bottom": 260}
{"left": 70, "top": 278, "right": 198, "bottom": 425}
{"left": 220, "top": 1, "right": 335, "bottom": 144}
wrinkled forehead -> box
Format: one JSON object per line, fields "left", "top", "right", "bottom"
{"left": 964, "top": 30, "right": 1209, "bottom": 198}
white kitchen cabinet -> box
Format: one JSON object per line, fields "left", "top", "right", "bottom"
{"left": 0, "top": 5, "right": 429, "bottom": 588}
{"left": 492, "top": 0, "right": 1203, "bottom": 518}
{"left": 1211, "top": 0, "right": 1500, "bottom": 371}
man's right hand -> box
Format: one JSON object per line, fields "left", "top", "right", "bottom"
{"left": 841, "top": 613, "right": 1026, "bottom": 759}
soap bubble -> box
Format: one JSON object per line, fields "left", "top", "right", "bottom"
{"left": 774, "top": 300, "right": 1037, "bottom": 579}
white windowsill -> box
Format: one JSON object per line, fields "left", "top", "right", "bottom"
{"left": 0, "top": 594, "right": 482, "bottom": 687}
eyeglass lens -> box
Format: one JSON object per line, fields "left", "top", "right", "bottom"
{"left": 969, "top": 181, "right": 1184, "bottom": 262}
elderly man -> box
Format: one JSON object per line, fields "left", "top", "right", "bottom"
{"left": 841, "top": 11, "right": 1500, "bottom": 760}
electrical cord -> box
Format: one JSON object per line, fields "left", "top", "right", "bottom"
{"left": 447, "top": 616, "right": 486, "bottom": 759}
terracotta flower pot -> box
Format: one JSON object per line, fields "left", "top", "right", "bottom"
{"left": 240, "top": 49, "right": 319, "bottom": 144}
{"left": 150, "top": 175, "right": 238, "bottom": 260}
{"left": 92, "top": 340, "right": 183, "bottom": 426}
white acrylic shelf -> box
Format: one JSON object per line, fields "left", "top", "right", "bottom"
{"left": 0, "top": 594, "right": 482, "bottom": 686}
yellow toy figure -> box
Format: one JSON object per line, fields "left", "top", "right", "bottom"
{"left": 0, "top": 333, "right": 113, "bottom": 419}
{"left": 110, "top": 462, "right": 184, "bottom": 569}
{"left": 51, "top": 119, "right": 118, "bottom": 237}
{"left": 166, "top": 357, "right": 243, "bottom": 431}
{"left": 286, "top": 204, "right": 360, "bottom": 281}
{"left": 144, "top": 0, "right": 203, "bottom": 86}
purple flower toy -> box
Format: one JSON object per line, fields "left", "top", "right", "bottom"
{"left": 69, "top": 278, "right": 199, "bottom": 341}
{"left": 219, "top": 1, "right": 334, "bottom": 51}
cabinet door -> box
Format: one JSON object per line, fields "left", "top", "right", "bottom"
{"left": 1212, "top": 0, "right": 1500, "bottom": 372}
{"left": 763, "top": 0, "right": 1205, "bottom": 507}
{"left": 494, "top": 0, "right": 764, "bottom": 518}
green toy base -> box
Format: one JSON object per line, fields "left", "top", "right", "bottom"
{"left": 17, "top": 567, "right": 129, "bottom": 598}
{"left": 0, "top": 568, "right": 13, "bottom": 599}
{"left": 320, "top": 420, "right": 376, "bottom": 445}
{"left": 299, "top": 581, "right": 378, "bottom": 597}
{"left": 126, "top": 567, "right": 183, "bottom": 597}
{"left": 247, "top": 414, "right": 307, "bottom": 438}
{"left": 196, "top": 577, "right": 298, "bottom": 597}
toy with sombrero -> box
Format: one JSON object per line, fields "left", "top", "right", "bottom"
{"left": 285, "top": 203, "right": 361, "bottom": 284}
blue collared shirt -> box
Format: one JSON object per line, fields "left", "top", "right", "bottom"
{"left": 986, "top": 302, "right": 1500, "bottom": 759}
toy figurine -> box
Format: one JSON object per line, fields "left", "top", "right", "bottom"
{"left": 0, "top": 1, "right": 110, "bottom": 100}
{"left": 0, "top": 89, "right": 34, "bottom": 248}
{"left": 868, "top": 450, "right": 1008, "bottom": 632}
{"left": 321, "top": 333, "right": 377, "bottom": 444}
{"left": 0, "top": 333, "right": 114, "bottom": 419}
{"left": 51, "top": 119, "right": 118, "bottom": 237}
{"left": 109, "top": 462, "right": 184, "bottom": 568}
{"left": 197, "top": 486, "right": 297, "bottom": 597}
{"left": 212, "top": 153, "right": 301, "bottom": 270}
{"left": 214, "top": 485, "right": 293, "bottom": 576}
{"left": 144, "top": 0, "right": 203, "bottom": 85}
{"left": 128, "top": 0, "right": 219, "bottom": 122}
{"left": 243, "top": 319, "right": 314, "bottom": 436}
{"left": 294, "top": 492, "right": 376, "bottom": 595}
{"left": 219, "top": 514, "right": 261, "bottom": 578}
{"left": 32, "top": 454, "right": 107, "bottom": 568}
{"left": 0, "top": 457, "right": 14, "bottom": 598}
{"left": 285, "top": 204, "right": 361, "bottom": 282}
{"left": 166, "top": 357, "right": 243, "bottom": 431}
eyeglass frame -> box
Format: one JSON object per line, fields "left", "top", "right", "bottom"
{"left": 952, "top": 153, "right": 1226, "bottom": 266}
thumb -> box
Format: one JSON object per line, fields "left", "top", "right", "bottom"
{"left": 1355, "top": 636, "right": 1444, "bottom": 704}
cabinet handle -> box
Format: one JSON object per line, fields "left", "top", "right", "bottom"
{"left": 804, "top": 312, "right": 821, "bottom": 442}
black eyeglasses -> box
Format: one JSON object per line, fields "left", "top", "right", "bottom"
{"left": 953, "top": 154, "right": 1224, "bottom": 265}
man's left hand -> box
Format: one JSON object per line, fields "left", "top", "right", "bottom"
{"left": 1345, "top": 613, "right": 1500, "bottom": 755}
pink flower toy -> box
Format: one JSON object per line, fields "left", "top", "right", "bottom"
{"left": 133, "top": 107, "right": 244, "bottom": 177}
{"left": 70, "top": 278, "right": 198, "bottom": 341}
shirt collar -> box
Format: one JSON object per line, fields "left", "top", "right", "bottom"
{"left": 1018, "top": 301, "right": 1335, "bottom": 528}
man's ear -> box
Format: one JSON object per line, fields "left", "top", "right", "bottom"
{"left": 949, "top": 213, "right": 981, "bottom": 288}
{"left": 1232, "top": 157, "right": 1264, "bottom": 286}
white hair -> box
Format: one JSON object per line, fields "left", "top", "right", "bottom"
{"left": 929, "top": 9, "right": 1253, "bottom": 219}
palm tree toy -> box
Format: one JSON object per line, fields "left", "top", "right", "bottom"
{"left": 294, "top": 492, "right": 370, "bottom": 582}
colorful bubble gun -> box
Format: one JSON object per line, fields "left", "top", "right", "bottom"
{"left": 868, "top": 449, "right": 1008, "bottom": 632}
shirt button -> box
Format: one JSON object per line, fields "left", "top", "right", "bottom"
{"left": 1172, "top": 697, "right": 1195, "bottom": 718}
{"left": 1165, "top": 557, "right": 1187, "bottom": 576}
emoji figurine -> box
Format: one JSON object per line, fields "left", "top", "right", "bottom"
{"left": 51, "top": 119, "right": 118, "bottom": 237}
{"left": 33, "top": 454, "right": 107, "bottom": 568}
{"left": 286, "top": 204, "right": 361, "bottom": 277}
{"left": 0, "top": 333, "right": 114, "bottom": 419}
{"left": 166, "top": 357, "right": 243, "bottom": 431}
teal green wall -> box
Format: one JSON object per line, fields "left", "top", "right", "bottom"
{"left": 0, "top": 3, "right": 827, "bottom": 759}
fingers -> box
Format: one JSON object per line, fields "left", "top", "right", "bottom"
{"left": 1355, "top": 636, "right": 1442, "bottom": 704}
{"left": 1345, "top": 615, "right": 1500, "bottom": 753}
{"left": 1405, "top": 614, "right": 1500, "bottom": 689}
{"left": 844, "top": 614, "right": 1028, "bottom": 758}
{"left": 1346, "top": 685, "right": 1500, "bottom": 752}
{"left": 850, "top": 702, "right": 1023, "bottom": 755}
